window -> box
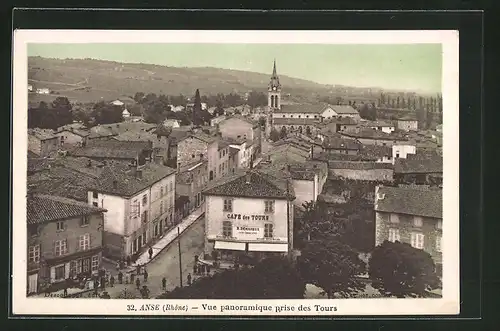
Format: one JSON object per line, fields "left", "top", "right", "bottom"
{"left": 223, "top": 199, "right": 233, "bottom": 212}
{"left": 55, "top": 265, "right": 65, "bottom": 281}
{"left": 264, "top": 200, "right": 275, "bottom": 213}
{"left": 306, "top": 115, "right": 309, "bottom": 118}
{"left": 388, "top": 228, "right": 400, "bottom": 242}
{"left": 56, "top": 221, "right": 65, "bottom": 231}
{"left": 282, "top": 115, "right": 285, "bottom": 118}
{"left": 395, "top": 153, "right": 400, "bottom": 158}
{"left": 410, "top": 232, "right": 425, "bottom": 249}
{"left": 389, "top": 214, "right": 399, "bottom": 223}
{"left": 141, "top": 211, "right": 148, "bottom": 223}
{"left": 92, "top": 202, "right": 98, "bottom": 207}
{"left": 436, "top": 220, "right": 443, "bottom": 230}
{"left": 169, "top": 182, "right": 173, "bottom": 192}
{"left": 92, "top": 191, "right": 98, "bottom": 199}
{"left": 82, "top": 258, "right": 90, "bottom": 273}
{"left": 298, "top": 115, "right": 301, "bottom": 118}
{"left": 218, "top": 164, "right": 222, "bottom": 174}
{"left": 28, "top": 226, "right": 39, "bottom": 237}
{"left": 79, "top": 233, "right": 90, "bottom": 251}
{"left": 70, "top": 260, "right": 77, "bottom": 276}
{"left": 222, "top": 221, "right": 232, "bottom": 237}
{"left": 436, "top": 236, "right": 442, "bottom": 252}
{"left": 29, "top": 245, "right": 40, "bottom": 263}
{"left": 290, "top": 115, "right": 294, "bottom": 118}
{"left": 160, "top": 200, "right": 164, "bottom": 215}
{"left": 143, "top": 232, "right": 147, "bottom": 245}
{"left": 413, "top": 216, "right": 423, "bottom": 227}
{"left": 142, "top": 194, "right": 148, "bottom": 206}
{"left": 160, "top": 187, "right": 164, "bottom": 197}
{"left": 264, "top": 223, "right": 274, "bottom": 238}
{"left": 54, "top": 239, "right": 68, "bottom": 256}
{"left": 91, "top": 255, "right": 99, "bottom": 271}
{"left": 80, "top": 215, "right": 90, "bottom": 226}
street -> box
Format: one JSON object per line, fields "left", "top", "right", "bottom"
{"left": 101, "top": 215, "right": 205, "bottom": 299}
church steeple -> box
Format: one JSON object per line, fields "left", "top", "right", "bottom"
{"left": 268, "top": 59, "right": 281, "bottom": 91}
{"left": 268, "top": 59, "right": 281, "bottom": 110}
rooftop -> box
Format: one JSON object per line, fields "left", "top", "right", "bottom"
{"left": 203, "top": 169, "right": 295, "bottom": 200}
{"left": 328, "top": 160, "right": 393, "bottom": 170}
{"left": 358, "top": 144, "right": 393, "bottom": 159}
{"left": 70, "top": 142, "right": 150, "bottom": 160}
{"left": 27, "top": 194, "right": 106, "bottom": 225}
{"left": 28, "top": 128, "right": 57, "bottom": 141}
{"left": 274, "top": 103, "right": 327, "bottom": 114}
{"left": 358, "top": 120, "right": 395, "bottom": 128}
{"left": 394, "top": 155, "right": 443, "bottom": 174}
{"left": 375, "top": 186, "right": 442, "bottom": 219}
{"left": 330, "top": 105, "right": 359, "bottom": 115}
{"left": 322, "top": 136, "right": 360, "bottom": 150}
{"left": 340, "top": 129, "right": 408, "bottom": 141}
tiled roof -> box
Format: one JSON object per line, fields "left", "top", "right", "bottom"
{"left": 27, "top": 194, "right": 106, "bottom": 225}
{"left": 340, "top": 129, "right": 408, "bottom": 141}
{"left": 268, "top": 144, "right": 310, "bottom": 158}
{"left": 28, "top": 128, "right": 57, "bottom": 141}
{"left": 358, "top": 145, "right": 393, "bottom": 158}
{"left": 358, "top": 120, "right": 395, "bottom": 127}
{"left": 313, "top": 152, "right": 378, "bottom": 162}
{"left": 323, "top": 136, "right": 360, "bottom": 150}
{"left": 191, "top": 132, "right": 218, "bottom": 144}
{"left": 272, "top": 117, "right": 318, "bottom": 126}
{"left": 398, "top": 115, "right": 418, "bottom": 121}
{"left": 328, "top": 117, "right": 359, "bottom": 125}
{"left": 274, "top": 103, "right": 327, "bottom": 114}
{"left": 70, "top": 140, "right": 152, "bottom": 160}
{"left": 220, "top": 115, "right": 259, "bottom": 128}
{"left": 375, "top": 186, "right": 442, "bottom": 219}
{"left": 91, "top": 163, "right": 176, "bottom": 197}
{"left": 328, "top": 160, "right": 393, "bottom": 170}
{"left": 27, "top": 158, "right": 51, "bottom": 173}
{"left": 330, "top": 105, "right": 359, "bottom": 115}
{"left": 229, "top": 146, "right": 239, "bottom": 156}
{"left": 203, "top": 169, "right": 295, "bottom": 199}
{"left": 394, "top": 156, "right": 443, "bottom": 174}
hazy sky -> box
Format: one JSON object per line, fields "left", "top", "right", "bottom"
{"left": 28, "top": 43, "right": 442, "bottom": 93}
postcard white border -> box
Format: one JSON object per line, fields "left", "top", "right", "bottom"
{"left": 12, "top": 29, "right": 460, "bottom": 316}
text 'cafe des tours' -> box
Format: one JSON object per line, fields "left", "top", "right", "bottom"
{"left": 201, "top": 169, "right": 295, "bottom": 263}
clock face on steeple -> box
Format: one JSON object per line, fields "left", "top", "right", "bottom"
{"left": 273, "top": 87, "right": 276, "bottom": 91}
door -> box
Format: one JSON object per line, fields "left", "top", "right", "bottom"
{"left": 28, "top": 274, "right": 38, "bottom": 294}
{"left": 137, "top": 236, "right": 142, "bottom": 249}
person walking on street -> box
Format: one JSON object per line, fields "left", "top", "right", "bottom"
{"left": 135, "top": 277, "right": 141, "bottom": 290}
{"left": 125, "top": 273, "right": 130, "bottom": 284}
{"left": 63, "top": 288, "right": 68, "bottom": 298}
{"left": 118, "top": 271, "right": 123, "bottom": 284}
{"left": 206, "top": 264, "right": 211, "bottom": 275}
{"left": 162, "top": 277, "right": 167, "bottom": 291}
{"left": 136, "top": 264, "right": 141, "bottom": 275}
{"left": 110, "top": 275, "right": 115, "bottom": 287}
{"left": 193, "top": 264, "right": 198, "bottom": 275}
{"left": 148, "top": 246, "right": 153, "bottom": 260}
{"left": 187, "top": 273, "right": 192, "bottom": 286}
{"left": 143, "top": 268, "right": 148, "bottom": 283}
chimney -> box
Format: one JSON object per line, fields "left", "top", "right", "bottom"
{"left": 86, "top": 159, "right": 92, "bottom": 167}
{"left": 112, "top": 180, "right": 118, "bottom": 189}
{"left": 245, "top": 171, "right": 251, "bottom": 184}
{"left": 129, "top": 162, "right": 137, "bottom": 176}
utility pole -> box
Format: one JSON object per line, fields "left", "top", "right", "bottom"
{"left": 177, "top": 227, "right": 183, "bottom": 287}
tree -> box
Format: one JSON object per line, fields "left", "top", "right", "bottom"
{"left": 298, "top": 236, "right": 366, "bottom": 298}
{"left": 133, "top": 92, "right": 145, "bottom": 103}
{"left": 51, "top": 96, "right": 73, "bottom": 127}
{"left": 426, "top": 108, "right": 434, "bottom": 129}
{"left": 396, "top": 96, "right": 400, "bottom": 108}
{"left": 158, "top": 257, "right": 305, "bottom": 299}
{"left": 128, "top": 103, "right": 144, "bottom": 116}
{"left": 91, "top": 101, "right": 123, "bottom": 125}
{"left": 369, "top": 241, "right": 441, "bottom": 298}
{"left": 416, "top": 107, "right": 427, "bottom": 130}
{"left": 358, "top": 103, "right": 377, "bottom": 121}
{"left": 247, "top": 91, "right": 268, "bottom": 109}
{"left": 143, "top": 100, "right": 168, "bottom": 124}
{"left": 269, "top": 128, "right": 280, "bottom": 142}
{"left": 191, "top": 89, "right": 205, "bottom": 126}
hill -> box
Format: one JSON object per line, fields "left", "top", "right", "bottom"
{"left": 28, "top": 56, "right": 333, "bottom": 104}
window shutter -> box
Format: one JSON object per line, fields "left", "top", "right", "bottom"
{"left": 50, "top": 266, "right": 55, "bottom": 283}
{"left": 65, "top": 263, "right": 70, "bottom": 279}
{"left": 89, "top": 233, "right": 92, "bottom": 248}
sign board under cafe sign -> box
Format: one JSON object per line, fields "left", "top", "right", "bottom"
{"left": 234, "top": 225, "right": 263, "bottom": 240}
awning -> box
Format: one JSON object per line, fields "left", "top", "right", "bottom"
{"left": 214, "top": 241, "right": 246, "bottom": 251}
{"left": 248, "top": 243, "right": 288, "bottom": 252}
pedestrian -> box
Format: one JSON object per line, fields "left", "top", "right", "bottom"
{"left": 110, "top": 275, "right": 115, "bottom": 287}
{"left": 101, "top": 276, "right": 106, "bottom": 289}
{"left": 193, "top": 264, "right": 198, "bottom": 275}
{"left": 143, "top": 268, "right": 148, "bottom": 283}
{"left": 63, "top": 288, "right": 68, "bottom": 298}
{"left": 206, "top": 264, "right": 211, "bottom": 275}
{"left": 93, "top": 279, "right": 99, "bottom": 296}
{"left": 162, "top": 277, "right": 167, "bottom": 291}
{"left": 118, "top": 271, "right": 123, "bottom": 284}
{"left": 148, "top": 246, "right": 153, "bottom": 260}
{"left": 136, "top": 264, "right": 141, "bottom": 275}
{"left": 141, "top": 285, "right": 150, "bottom": 299}
{"left": 194, "top": 255, "right": 199, "bottom": 263}
{"left": 125, "top": 273, "right": 130, "bottom": 284}
{"left": 116, "top": 260, "right": 120, "bottom": 270}
{"left": 126, "top": 256, "right": 131, "bottom": 266}
{"left": 135, "top": 277, "right": 141, "bottom": 290}
{"left": 130, "top": 273, "right": 135, "bottom": 283}
{"left": 187, "top": 273, "right": 192, "bottom": 285}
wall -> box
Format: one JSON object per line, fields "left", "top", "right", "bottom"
{"left": 397, "top": 120, "right": 419, "bottom": 131}
{"left": 216, "top": 146, "right": 230, "bottom": 178}
{"left": 292, "top": 177, "right": 318, "bottom": 207}
{"left": 325, "top": 148, "right": 359, "bottom": 155}
{"left": 41, "top": 138, "right": 60, "bottom": 156}
{"left": 329, "top": 168, "right": 394, "bottom": 181}
{"left": 355, "top": 137, "right": 404, "bottom": 147}
{"left": 28, "top": 134, "right": 42, "bottom": 155}
{"left": 149, "top": 173, "right": 176, "bottom": 239}
{"left": 374, "top": 211, "right": 442, "bottom": 265}
{"left": 55, "top": 131, "right": 85, "bottom": 147}
{"left": 219, "top": 118, "right": 254, "bottom": 141}
{"left": 205, "top": 195, "right": 289, "bottom": 244}
{"left": 206, "top": 141, "right": 218, "bottom": 181}
{"left": 177, "top": 137, "right": 208, "bottom": 168}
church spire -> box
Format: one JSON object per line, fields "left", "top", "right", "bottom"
{"left": 268, "top": 59, "right": 281, "bottom": 91}
{"left": 272, "top": 58, "right": 278, "bottom": 78}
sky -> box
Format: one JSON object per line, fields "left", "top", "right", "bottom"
{"left": 28, "top": 43, "right": 442, "bottom": 93}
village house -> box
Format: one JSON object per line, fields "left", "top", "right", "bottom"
{"left": 122, "top": 109, "right": 131, "bottom": 119}
{"left": 222, "top": 137, "right": 254, "bottom": 170}
{"left": 70, "top": 139, "right": 153, "bottom": 166}
{"left": 163, "top": 119, "right": 181, "bottom": 128}
{"left": 28, "top": 128, "right": 60, "bottom": 157}
{"left": 374, "top": 185, "right": 443, "bottom": 275}
{"left": 217, "top": 139, "right": 230, "bottom": 177}
{"left": 27, "top": 193, "right": 106, "bottom": 295}
{"left": 177, "top": 131, "right": 220, "bottom": 181}
{"left": 321, "top": 135, "right": 361, "bottom": 155}
{"left": 340, "top": 129, "right": 408, "bottom": 147}
{"left": 265, "top": 142, "right": 310, "bottom": 164}
{"left": 175, "top": 158, "right": 208, "bottom": 217}
{"left": 397, "top": 116, "right": 419, "bottom": 131}
{"left": 54, "top": 126, "right": 90, "bottom": 148}
{"left": 210, "top": 115, "right": 226, "bottom": 127}
{"left": 394, "top": 153, "right": 443, "bottom": 187}
{"left": 202, "top": 169, "right": 295, "bottom": 262}
{"left": 358, "top": 145, "right": 393, "bottom": 163}
{"left": 358, "top": 119, "right": 396, "bottom": 134}
{"left": 392, "top": 143, "right": 417, "bottom": 163}
{"left": 218, "top": 115, "right": 262, "bottom": 156}
{"left": 87, "top": 162, "right": 177, "bottom": 259}
{"left": 318, "top": 117, "right": 359, "bottom": 135}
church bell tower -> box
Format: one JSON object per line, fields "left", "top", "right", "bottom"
{"left": 268, "top": 59, "right": 282, "bottom": 110}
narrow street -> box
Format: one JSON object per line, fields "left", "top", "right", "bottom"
{"left": 102, "top": 215, "right": 205, "bottom": 299}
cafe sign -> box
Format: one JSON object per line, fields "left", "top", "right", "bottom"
{"left": 226, "top": 213, "right": 270, "bottom": 221}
